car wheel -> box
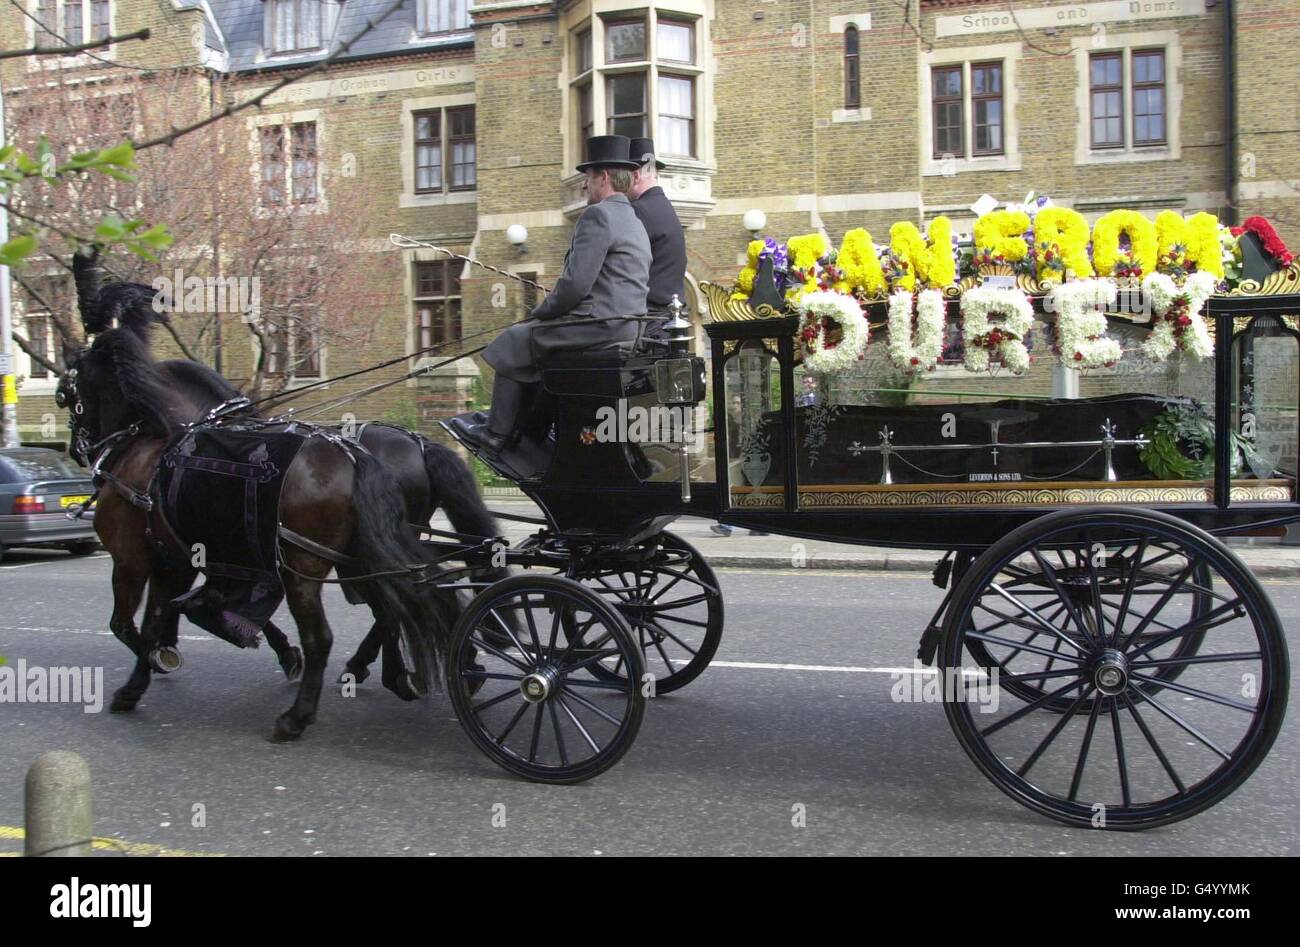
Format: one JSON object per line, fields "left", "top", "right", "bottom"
{"left": 65, "top": 540, "right": 99, "bottom": 556}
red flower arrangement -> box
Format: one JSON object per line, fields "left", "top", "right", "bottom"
{"left": 1230, "top": 216, "right": 1294, "bottom": 267}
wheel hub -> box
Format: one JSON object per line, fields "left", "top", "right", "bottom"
{"left": 1091, "top": 649, "right": 1130, "bottom": 696}
{"left": 520, "top": 666, "right": 560, "bottom": 703}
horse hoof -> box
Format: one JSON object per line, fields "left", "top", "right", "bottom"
{"left": 110, "top": 691, "right": 139, "bottom": 713}
{"left": 281, "top": 647, "right": 304, "bottom": 682}
{"left": 148, "top": 646, "right": 183, "bottom": 674}
{"left": 271, "top": 713, "right": 306, "bottom": 742}
{"left": 337, "top": 664, "right": 368, "bottom": 686}
{"left": 392, "top": 672, "right": 425, "bottom": 702}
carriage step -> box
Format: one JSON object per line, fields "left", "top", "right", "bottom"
{"left": 916, "top": 623, "right": 943, "bottom": 666}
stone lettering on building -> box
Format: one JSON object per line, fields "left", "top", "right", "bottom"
{"left": 935, "top": 0, "right": 1207, "bottom": 38}
{"left": 251, "top": 65, "right": 475, "bottom": 107}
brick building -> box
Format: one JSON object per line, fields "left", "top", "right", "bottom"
{"left": 3, "top": 0, "right": 1297, "bottom": 443}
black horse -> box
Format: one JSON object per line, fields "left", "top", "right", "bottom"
{"left": 61, "top": 318, "right": 464, "bottom": 741}
{"left": 63, "top": 250, "right": 506, "bottom": 698}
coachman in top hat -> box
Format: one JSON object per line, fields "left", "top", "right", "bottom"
{"left": 628, "top": 137, "right": 688, "bottom": 337}
{"left": 453, "top": 135, "right": 652, "bottom": 457}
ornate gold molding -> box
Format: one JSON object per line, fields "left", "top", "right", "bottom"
{"left": 1223, "top": 260, "right": 1300, "bottom": 297}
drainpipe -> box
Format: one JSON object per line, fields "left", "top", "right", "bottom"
{"left": 1223, "top": 0, "right": 1237, "bottom": 225}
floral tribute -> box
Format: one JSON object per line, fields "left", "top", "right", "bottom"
{"left": 1141, "top": 270, "right": 1217, "bottom": 361}
{"left": 1232, "top": 216, "right": 1294, "bottom": 267}
{"left": 727, "top": 205, "right": 1296, "bottom": 376}
{"left": 798, "top": 290, "right": 869, "bottom": 374}
{"left": 1049, "top": 279, "right": 1123, "bottom": 369}
{"left": 886, "top": 289, "right": 947, "bottom": 373}
{"left": 960, "top": 286, "right": 1035, "bottom": 374}
{"left": 1092, "top": 210, "right": 1157, "bottom": 278}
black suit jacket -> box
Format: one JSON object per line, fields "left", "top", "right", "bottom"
{"left": 632, "top": 186, "right": 687, "bottom": 311}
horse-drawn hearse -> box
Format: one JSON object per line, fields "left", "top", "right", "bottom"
{"left": 433, "top": 209, "right": 1297, "bottom": 830}
{"left": 62, "top": 210, "right": 1296, "bottom": 830}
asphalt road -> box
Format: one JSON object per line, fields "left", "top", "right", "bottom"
{"left": 1, "top": 547, "right": 1296, "bottom": 856}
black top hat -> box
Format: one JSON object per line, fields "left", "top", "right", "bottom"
{"left": 629, "top": 137, "right": 666, "bottom": 171}
{"left": 576, "top": 135, "right": 640, "bottom": 172}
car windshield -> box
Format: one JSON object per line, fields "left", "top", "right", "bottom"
{"left": 0, "top": 452, "right": 86, "bottom": 483}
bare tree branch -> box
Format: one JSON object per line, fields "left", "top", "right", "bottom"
{"left": 0, "top": 25, "right": 150, "bottom": 60}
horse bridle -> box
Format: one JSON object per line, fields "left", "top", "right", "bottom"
{"left": 56, "top": 363, "right": 155, "bottom": 513}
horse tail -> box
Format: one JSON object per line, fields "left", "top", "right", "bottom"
{"left": 419, "top": 437, "right": 510, "bottom": 583}
{"left": 347, "top": 448, "right": 458, "bottom": 691}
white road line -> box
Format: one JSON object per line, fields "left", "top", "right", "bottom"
{"left": 707, "top": 660, "right": 981, "bottom": 676}
{"left": 0, "top": 554, "right": 111, "bottom": 570}
{"left": 3, "top": 624, "right": 215, "bottom": 642}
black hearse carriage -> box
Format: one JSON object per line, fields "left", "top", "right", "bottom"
{"left": 442, "top": 247, "right": 1297, "bottom": 830}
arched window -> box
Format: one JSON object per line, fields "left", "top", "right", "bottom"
{"left": 844, "top": 25, "right": 861, "bottom": 109}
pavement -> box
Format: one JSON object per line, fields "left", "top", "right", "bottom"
{"left": 473, "top": 498, "right": 1300, "bottom": 577}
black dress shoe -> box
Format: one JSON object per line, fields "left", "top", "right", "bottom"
{"left": 455, "top": 420, "right": 509, "bottom": 458}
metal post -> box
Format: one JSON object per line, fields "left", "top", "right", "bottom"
{"left": 24, "top": 751, "right": 93, "bottom": 857}
{"left": 1051, "top": 362, "right": 1079, "bottom": 400}
{"left": 0, "top": 76, "right": 22, "bottom": 448}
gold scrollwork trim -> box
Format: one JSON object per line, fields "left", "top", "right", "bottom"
{"left": 1223, "top": 260, "right": 1300, "bottom": 297}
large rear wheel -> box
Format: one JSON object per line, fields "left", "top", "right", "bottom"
{"left": 940, "top": 507, "right": 1288, "bottom": 830}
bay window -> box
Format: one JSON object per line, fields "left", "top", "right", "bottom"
{"left": 570, "top": 8, "right": 702, "bottom": 162}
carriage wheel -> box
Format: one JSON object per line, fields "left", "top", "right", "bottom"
{"left": 572, "top": 532, "right": 723, "bottom": 695}
{"left": 940, "top": 507, "right": 1288, "bottom": 830}
{"left": 961, "top": 553, "right": 1212, "bottom": 711}
{"left": 447, "top": 575, "right": 646, "bottom": 784}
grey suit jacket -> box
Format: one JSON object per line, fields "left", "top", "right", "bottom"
{"left": 530, "top": 193, "right": 651, "bottom": 321}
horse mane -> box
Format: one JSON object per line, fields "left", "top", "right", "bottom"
{"left": 159, "top": 359, "right": 250, "bottom": 412}
{"left": 89, "top": 327, "right": 182, "bottom": 437}
{"left": 73, "top": 247, "right": 165, "bottom": 341}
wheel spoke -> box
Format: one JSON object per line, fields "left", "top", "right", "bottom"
{"left": 1128, "top": 688, "right": 1232, "bottom": 761}
{"left": 645, "top": 619, "right": 699, "bottom": 656}
{"left": 1121, "top": 691, "right": 1187, "bottom": 794}
{"left": 528, "top": 703, "right": 544, "bottom": 763}
{"left": 965, "top": 630, "right": 1085, "bottom": 665}
{"left": 980, "top": 677, "right": 1086, "bottom": 738}
{"left": 1118, "top": 557, "right": 1201, "bottom": 652}
{"left": 1068, "top": 691, "right": 1105, "bottom": 801}
{"left": 1111, "top": 698, "right": 1131, "bottom": 807}
{"left": 988, "top": 581, "right": 1091, "bottom": 656}
{"left": 1128, "top": 672, "right": 1257, "bottom": 712}
{"left": 462, "top": 670, "right": 524, "bottom": 683}
{"left": 558, "top": 647, "right": 624, "bottom": 675}
{"left": 1016, "top": 686, "right": 1095, "bottom": 778}
{"left": 548, "top": 700, "right": 569, "bottom": 767}
{"left": 648, "top": 612, "right": 710, "bottom": 629}
{"left": 494, "top": 700, "right": 531, "bottom": 745}
{"left": 1126, "top": 597, "right": 1246, "bottom": 661}
{"left": 1110, "top": 538, "right": 1148, "bottom": 647}
{"left": 560, "top": 685, "right": 626, "bottom": 726}
{"left": 1130, "top": 651, "right": 1262, "bottom": 669}
{"left": 560, "top": 677, "right": 635, "bottom": 691}
{"left": 490, "top": 607, "right": 535, "bottom": 661}
{"left": 557, "top": 695, "right": 602, "bottom": 754}
{"left": 471, "top": 634, "right": 533, "bottom": 673}
{"left": 1029, "top": 549, "right": 1097, "bottom": 649}
{"left": 472, "top": 687, "right": 522, "bottom": 715}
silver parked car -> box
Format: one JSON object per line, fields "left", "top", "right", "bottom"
{"left": 0, "top": 447, "right": 99, "bottom": 563}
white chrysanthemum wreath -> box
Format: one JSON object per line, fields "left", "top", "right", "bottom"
{"left": 886, "top": 289, "right": 946, "bottom": 373}
{"left": 1141, "top": 270, "right": 1217, "bottom": 361}
{"left": 960, "top": 286, "right": 1034, "bottom": 374}
{"left": 797, "top": 290, "right": 868, "bottom": 374}
{"left": 1051, "top": 279, "right": 1123, "bottom": 370}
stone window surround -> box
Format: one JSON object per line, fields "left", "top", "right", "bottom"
{"left": 402, "top": 247, "right": 473, "bottom": 363}
{"left": 250, "top": 316, "right": 329, "bottom": 387}
{"left": 246, "top": 109, "right": 329, "bottom": 217}
{"left": 558, "top": 0, "right": 717, "bottom": 221}
{"left": 1072, "top": 30, "right": 1182, "bottom": 167}
{"left": 919, "top": 40, "right": 1023, "bottom": 177}
{"left": 11, "top": 299, "right": 62, "bottom": 395}
{"left": 23, "top": 0, "right": 116, "bottom": 70}
{"left": 829, "top": 12, "right": 872, "bottom": 124}
{"left": 399, "top": 92, "right": 479, "bottom": 209}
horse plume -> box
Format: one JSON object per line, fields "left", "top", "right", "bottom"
{"left": 73, "top": 247, "right": 165, "bottom": 341}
